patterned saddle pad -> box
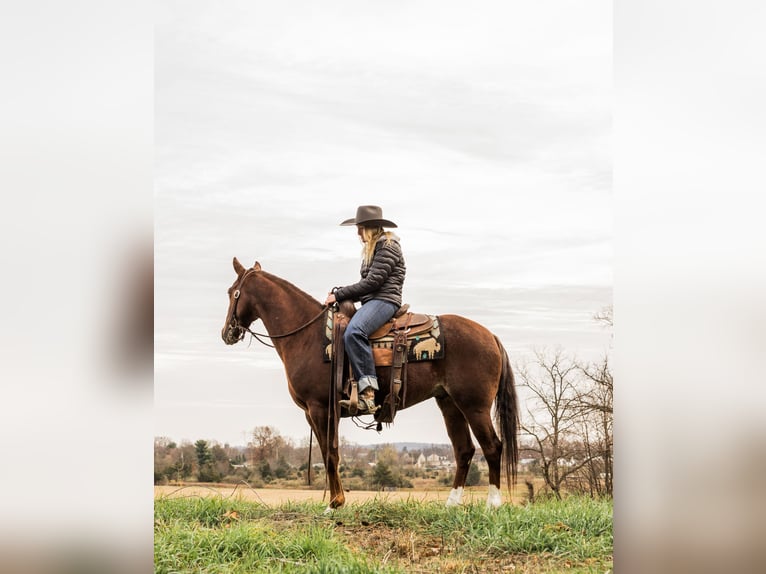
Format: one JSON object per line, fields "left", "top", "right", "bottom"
{"left": 322, "top": 309, "right": 445, "bottom": 366}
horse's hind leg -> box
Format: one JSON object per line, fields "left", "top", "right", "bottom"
{"left": 435, "top": 395, "right": 475, "bottom": 507}
{"left": 461, "top": 408, "right": 504, "bottom": 508}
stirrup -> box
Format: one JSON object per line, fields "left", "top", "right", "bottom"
{"left": 358, "top": 397, "right": 379, "bottom": 413}
{"left": 339, "top": 397, "right": 379, "bottom": 414}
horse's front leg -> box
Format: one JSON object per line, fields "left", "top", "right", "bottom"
{"left": 305, "top": 406, "right": 345, "bottom": 510}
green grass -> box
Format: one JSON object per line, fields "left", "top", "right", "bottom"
{"left": 155, "top": 496, "right": 612, "bottom": 573}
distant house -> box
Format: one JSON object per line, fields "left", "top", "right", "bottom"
{"left": 416, "top": 453, "right": 427, "bottom": 468}
{"left": 419, "top": 453, "right": 452, "bottom": 469}
{"left": 427, "top": 454, "right": 441, "bottom": 466}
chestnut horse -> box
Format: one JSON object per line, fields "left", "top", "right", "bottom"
{"left": 221, "top": 258, "right": 519, "bottom": 509}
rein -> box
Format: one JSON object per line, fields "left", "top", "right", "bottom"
{"left": 242, "top": 307, "right": 328, "bottom": 348}
{"left": 228, "top": 267, "right": 328, "bottom": 348}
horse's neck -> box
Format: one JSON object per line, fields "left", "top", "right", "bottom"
{"left": 255, "top": 272, "right": 320, "bottom": 338}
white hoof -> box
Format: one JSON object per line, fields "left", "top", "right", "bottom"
{"left": 446, "top": 487, "right": 464, "bottom": 507}
{"left": 486, "top": 484, "right": 502, "bottom": 509}
{"left": 323, "top": 506, "right": 334, "bottom": 515}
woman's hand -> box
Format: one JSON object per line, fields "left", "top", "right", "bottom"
{"left": 324, "top": 292, "right": 337, "bottom": 306}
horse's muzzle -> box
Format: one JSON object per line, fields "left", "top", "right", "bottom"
{"left": 222, "top": 324, "right": 244, "bottom": 345}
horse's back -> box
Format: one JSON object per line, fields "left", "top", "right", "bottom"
{"left": 437, "top": 313, "right": 502, "bottom": 351}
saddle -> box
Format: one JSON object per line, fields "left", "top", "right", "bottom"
{"left": 370, "top": 308, "right": 432, "bottom": 340}
{"left": 330, "top": 302, "right": 440, "bottom": 426}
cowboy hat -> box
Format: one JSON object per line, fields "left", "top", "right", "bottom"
{"left": 340, "top": 205, "right": 397, "bottom": 228}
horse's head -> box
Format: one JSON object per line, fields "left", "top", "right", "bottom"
{"left": 221, "top": 257, "right": 262, "bottom": 345}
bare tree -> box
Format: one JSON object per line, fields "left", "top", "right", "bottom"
{"left": 249, "top": 426, "right": 278, "bottom": 464}
{"left": 519, "top": 348, "right": 593, "bottom": 499}
{"left": 575, "top": 305, "right": 614, "bottom": 496}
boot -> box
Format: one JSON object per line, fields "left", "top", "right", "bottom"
{"left": 340, "top": 386, "right": 379, "bottom": 414}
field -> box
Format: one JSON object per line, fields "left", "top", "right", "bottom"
{"left": 155, "top": 485, "right": 518, "bottom": 505}
{"left": 155, "top": 485, "right": 613, "bottom": 573}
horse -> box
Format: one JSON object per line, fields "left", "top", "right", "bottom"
{"left": 221, "top": 257, "right": 519, "bottom": 510}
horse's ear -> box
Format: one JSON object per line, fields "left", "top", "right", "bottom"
{"left": 253, "top": 261, "right": 262, "bottom": 271}
{"left": 233, "top": 257, "right": 245, "bottom": 276}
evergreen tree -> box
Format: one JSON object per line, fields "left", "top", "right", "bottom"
{"left": 371, "top": 462, "right": 396, "bottom": 488}
{"left": 195, "top": 439, "right": 221, "bottom": 482}
{"left": 466, "top": 463, "right": 482, "bottom": 486}
{"left": 195, "top": 440, "right": 212, "bottom": 466}
{"left": 260, "top": 460, "right": 273, "bottom": 482}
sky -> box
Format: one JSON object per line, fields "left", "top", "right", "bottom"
{"left": 154, "top": 0, "right": 613, "bottom": 448}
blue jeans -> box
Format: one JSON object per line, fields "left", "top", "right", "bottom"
{"left": 343, "top": 299, "right": 398, "bottom": 392}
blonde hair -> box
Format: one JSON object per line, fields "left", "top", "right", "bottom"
{"left": 360, "top": 226, "right": 399, "bottom": 266}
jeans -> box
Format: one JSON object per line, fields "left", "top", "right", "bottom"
{"left": 343, "top": 299, "right": 398, "bottom": 392}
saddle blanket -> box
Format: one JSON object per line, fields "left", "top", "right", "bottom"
{"left": 322, "top": 309, "right": 445, "bottom": 366}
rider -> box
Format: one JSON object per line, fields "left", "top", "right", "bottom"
{"left": 324, "top": 205, "right": 406, "bottom": 414}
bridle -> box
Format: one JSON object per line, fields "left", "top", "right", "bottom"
{"left": 226, "top": 268, "right": 328, "bottom": 348}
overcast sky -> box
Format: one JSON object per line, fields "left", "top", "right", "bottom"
{"left": 154, "top": 0, "right": 612, "bottom": 448}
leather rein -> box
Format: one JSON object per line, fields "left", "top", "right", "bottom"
{"left": 228, "top": 268, "right": 328, "bottom": 348}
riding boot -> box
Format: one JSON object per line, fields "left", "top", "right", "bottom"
{"left": 358, "top": 387, "right": 379, "bottom": 413}
{"left": 339, "top": 386, "right": 379, "bottom": 414}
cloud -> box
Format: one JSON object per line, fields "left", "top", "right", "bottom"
{"left": 155, "top": 1, "right": 612, "bottom": 447}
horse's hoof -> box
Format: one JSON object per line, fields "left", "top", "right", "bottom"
{"left": 323, "top": 506, "right": 335, "bottom": 515}
{"left": 486, "top": 485, "right": 503, "bottom": 509}
{"left": 446, "top": 487, "right": 464, "bottom": 507}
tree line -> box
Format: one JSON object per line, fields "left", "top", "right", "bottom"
{"left": 154, "top": 432, "right": 460, "bottom": 490}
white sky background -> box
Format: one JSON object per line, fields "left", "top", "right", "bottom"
{"left": 155, "top": 0, "right": 613, "bottom": 448}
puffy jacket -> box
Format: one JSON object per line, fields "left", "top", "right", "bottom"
{"left": 334, "top": 236, "right": 406, "bottom": 306}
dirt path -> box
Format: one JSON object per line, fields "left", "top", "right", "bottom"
{"left": 154, "top": 485, "right": 516, "bottom": 505}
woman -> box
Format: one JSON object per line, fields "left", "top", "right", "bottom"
{"left": 324, "top": 205, "right": 406, "bottom": 414}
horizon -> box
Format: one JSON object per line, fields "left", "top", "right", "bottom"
{"left": 155, "top": 435, "right": 456, "bottom": 451}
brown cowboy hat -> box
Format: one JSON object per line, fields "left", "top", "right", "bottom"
{"left": 340, "top": 205, "right": 398, "bottom": 228}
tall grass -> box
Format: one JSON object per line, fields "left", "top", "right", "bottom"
{"left": 155, "top": 495, "right": 612, "bottom": 573}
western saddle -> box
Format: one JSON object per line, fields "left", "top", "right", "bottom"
{"left": 331, "top": 302, "right": 430, "bottom": 425}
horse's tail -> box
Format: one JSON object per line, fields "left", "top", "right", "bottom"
{"left": 493, "top": 335, "right": 519, "bottom": 491}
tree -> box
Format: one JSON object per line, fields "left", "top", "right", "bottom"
{"left": 155, "top": 436, "right": 176, "bottom": 449}
{"left": 376, "top": 445, "right": 400, "bottom": 468}
{"left": 519, "top": 348, "right": 592, "bottom": 499}
{"left": 371, "top": 462, "right": 397, "bottom": 489}
{"left": 195, "top": 439, "right": 212, "bottom": 467}
{"left": 575, "top": 305, "right": 614, "bottom": 496}
{"left": 274, "top": 456, "right": 291, "bottom": 479}
{"left": 519, "top": 306, "right": 614, "bottom": 499}
{"left": 175, "top": 443, "right": 196, "bottom": 481}
{"left": 210, "top": 442, "right": 234, "bottom": 480}
{"left": 154, "top": 437, "right": 183, "bottom": 484}
{"left": 194, "top": 439, "right": 221, "bottom": 482}
{"left": 259, "top": 460, "right": 273, "bottom": 482}
{"left": 466, "top": 463, "right": 482, "bottom": 486}
{"left": 250, "top": 426, "right": 279, "bottom": 463}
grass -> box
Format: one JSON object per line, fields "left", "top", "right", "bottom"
{"left": 155, "top": 495, "right": 612, "bottom": 573}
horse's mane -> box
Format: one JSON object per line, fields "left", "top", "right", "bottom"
{"left": 259, "top": 269, "right": 322, "bottom": 308}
